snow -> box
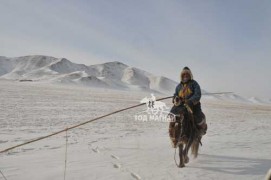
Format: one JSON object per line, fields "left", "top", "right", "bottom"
{"left": 0, "top": 55, "right": 177, "bottom": 94}
{"left": 149, "top": 76, "right": 178, "bottom": 95}
{"left": 49, "top": 58, "right": 90, "bottom": 74}
{"left": 0, "top": 80, "right": 271, "bottom": 180}
{"left": 202, "top": 93, "right": 250, "bottom": 104}
{"left": 0, "top": 56, "right": 15, "bottom": 76}
{"left": 1, "top": 55, "right": 270, "bottom": 105}
{"left": 121, "top": 67, "right": 150, "bottom": 89}
{"left": 248, "top": 97, "right": 269, "bottom": 105}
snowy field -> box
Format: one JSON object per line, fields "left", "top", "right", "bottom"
{"left": 0, "top": 80, "right": 271, "bottom": 180}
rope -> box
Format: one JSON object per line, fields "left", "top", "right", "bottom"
{"left": 63, "top": 129, "right": 68, "bottom": 180}
{"left": 0, "top": 169, "right": 7, "bottom": 180}
{"left": 0, "top": 96, "right": 173, "bottom": 154}
{"left": 0, "top": 92, "right": 230, "bottom": 154}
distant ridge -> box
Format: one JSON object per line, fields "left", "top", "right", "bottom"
{"left": 0, "top": 55, "right": 178, "bottom": 94}
{"left": 0, "top": 55, "right": 270, "bottom": 105}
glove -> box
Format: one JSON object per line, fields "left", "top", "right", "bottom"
{"left": 173, "top": 96, "right": 180, "bottom": 106}
{"left": 173, "top": 96, "right": 182, "bottom": 106}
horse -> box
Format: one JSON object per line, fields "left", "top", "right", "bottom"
{"left": 169, "top": 104, "right": 201, "bottom": 168}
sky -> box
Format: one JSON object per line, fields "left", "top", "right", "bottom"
{"left": 0, "top": 0, "right": 271, "bottom": 99}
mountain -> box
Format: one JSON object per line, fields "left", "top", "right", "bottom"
{"left": 201, "top": 93, "right": 249, "bottom": 103}
{"left": 248, "top": 97, "right": 270, "bottom": 105}
{"left": 1, "top": 55, "right": 270, "bottom": 104}
{"left": 218, "top": 93, "right": 250, "bottom": 103}
{"left": 0, "top": 55, "right": 177, "bottom": 94}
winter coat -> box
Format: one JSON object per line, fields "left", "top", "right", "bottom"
{"left": 173, "top": 80, "right": 201, "bottom": 105}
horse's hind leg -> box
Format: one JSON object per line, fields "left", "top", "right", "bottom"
{"left": 178, "top": 144, "right": 185, "bottom": 168}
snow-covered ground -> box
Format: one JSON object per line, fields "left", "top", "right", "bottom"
{"left": 0, "top": 80, "right": 271, "bottom": 180}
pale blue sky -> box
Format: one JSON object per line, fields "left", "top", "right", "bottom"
{"left": 0, "top": 0, "right": 270, "bottom": 98}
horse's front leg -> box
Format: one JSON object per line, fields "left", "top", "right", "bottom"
{"left": 183, "top": 139, "right": 193, "bottom": 164}
{"left": 178, "top": 143, "right": 185, "bottom": 168}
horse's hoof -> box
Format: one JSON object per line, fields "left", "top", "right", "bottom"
{"left": 178, "top": 164, "right": 185, "bottom": 168}
{"left": 184, "top": 156, "right": 189, "bottom": 164}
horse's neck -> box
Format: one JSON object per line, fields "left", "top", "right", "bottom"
{"left": 183, "top": 116, "right": 192, "bottom": 130}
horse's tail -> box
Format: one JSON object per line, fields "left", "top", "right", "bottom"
{"left": 191, "top": 137, "right": 200, "bottom": 158}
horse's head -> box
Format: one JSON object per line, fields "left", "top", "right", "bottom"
{"left": 172, "top": 105, "right": 192, "bottom": 143}
{"left": 174, "top": 106, "right": 187, "bottom": 124}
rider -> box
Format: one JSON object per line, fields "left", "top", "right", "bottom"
{"left": 170, "top": 66, "right": 207, "bottom": 137}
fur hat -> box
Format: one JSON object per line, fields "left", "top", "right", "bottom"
{"left": 180, "top": 66, "right": 193, "bottom": 81}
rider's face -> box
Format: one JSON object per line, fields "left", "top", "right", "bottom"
{"left": 182, "top": 73, "right": 190, "bottom": 82}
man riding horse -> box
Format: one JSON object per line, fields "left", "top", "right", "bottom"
{"left": 169, "top": 66, "right": 207, "bottom": 147}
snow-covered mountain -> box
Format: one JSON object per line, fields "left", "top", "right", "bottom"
{"left": 202, "top": 93, "right": 270, "bottom": 105}
{"left": 202, "top": 93, "right": 249, "bottom": 103}
{"left": 1, "top": 55, "right": 270, "bottom": 105}
{"left": 0, "top": 55, "right": 177, "bottom": 94}
{"left": 248, "top": 97, "right": 271, "bottom": 105}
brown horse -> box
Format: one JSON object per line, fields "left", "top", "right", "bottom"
{"left": 169, "top": 105, "right": 201, "bottom": 168}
